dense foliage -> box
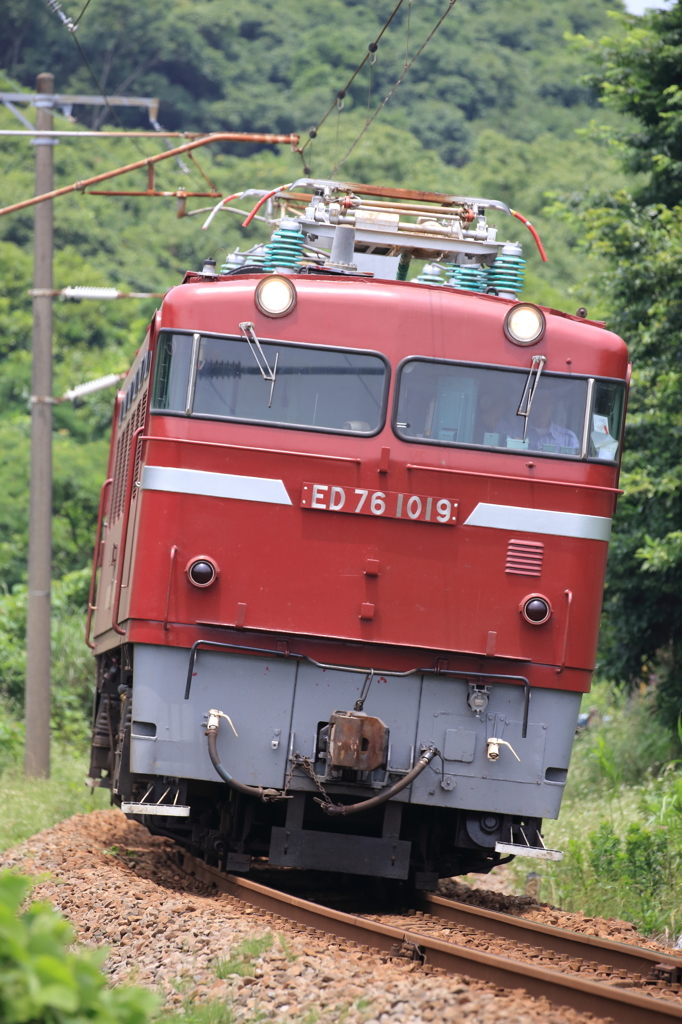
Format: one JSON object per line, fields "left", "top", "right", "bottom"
{"left": 571, "top": 4, "right": 682, "bottom": 723}
{"left": 541, "top": 682, "right": 682, "bottom": 936}
{"left": 0, "top": 871, "right": 155, "bottom": 1023}
{"left": 1, "top": 0, "right": 625, "bottom": 165}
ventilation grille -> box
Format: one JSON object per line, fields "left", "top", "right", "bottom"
{"left": 131, "top": 390, "right": 148, "bottom": 502}
{"left": 505, "top": 539, "right": 544, "bottom": 576}
{"left": 109, "top": 390, "right": 148, "bottom": 522}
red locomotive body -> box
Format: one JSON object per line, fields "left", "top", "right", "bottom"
{"left": 87, "top": 180, "right": 628, "bottom": 884}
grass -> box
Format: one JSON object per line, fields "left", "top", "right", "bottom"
{"left": 0, "top": 742, "right": 109, "bottom": 853}
{"left": 159, "top": 933, "right": 296, "bottom": 1024}
{"left": 213, "top": 934, "right": 274, "bottom": 978}
{"left": 517, "top": 680, "right": 682, "bottom": 939}
{"left": 156, "top": 1002, "right": 238, "bottom": 1024}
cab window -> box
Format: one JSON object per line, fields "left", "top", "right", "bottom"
{"left": 394, "top": 359, "right": 625, "bottom": 461}
{"left": 152, "top": 331, "right": 388, "bottom": 435}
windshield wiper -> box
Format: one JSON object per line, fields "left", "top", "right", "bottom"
{"left": 516, "top": 354, "right": 547, "bottom": 441}
{"left": 239, "top": 321, "right": 278, "bottom": 407}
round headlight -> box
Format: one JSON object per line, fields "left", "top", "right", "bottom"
{"left": 255, "top": 275, "right": 297, "bottom": 318}
{"left": 187, "top": 558, "right": 218, "bottom": 588}
{"left": 504, "top": 303, "right": 546, "bottom": 346}
{"left": 520, "top": 594, "right": 552, "bottom": 625}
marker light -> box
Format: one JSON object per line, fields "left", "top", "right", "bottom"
{"left": 187, "top": 558, "right": 218, "bottom": 588}
{"left": 521, "top": 595, "right": 551, "bottom": 625}
{"left": 255, "top": 275, "right": 297, "bottom": 318}
{"left": 504, "top": 303, "right": 546, "bottom": 346}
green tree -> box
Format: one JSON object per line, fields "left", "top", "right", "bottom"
{"left": 574, "top": 4, "right": 682, "bottom": 724}
{"left": 0, "top": 0, "right": 626, "bottom": 165}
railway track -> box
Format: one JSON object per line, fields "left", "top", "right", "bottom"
{"left": 181, "top": 851, "right": 682, "bottom": 1024}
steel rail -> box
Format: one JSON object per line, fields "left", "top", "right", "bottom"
{"left": 417, "top": 891, "right": 682, "bottom": 976}
{"left": 180, "top": 851, "right": 682, "bottom": 1024}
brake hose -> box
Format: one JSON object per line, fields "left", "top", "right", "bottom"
{"left": 205, "top": 710, "right": 287, "bottom": 802}
{"left": 314, "top": 746, "right": 439, "bottom": 817}
{"left": 206, "top": 709, "right": 439, "bottom": 813}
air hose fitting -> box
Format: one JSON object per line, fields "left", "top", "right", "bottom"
{"left": 205, "top": 710, "right": 288, "bottom": 803}
{"left": 314, "top": 745, "right": 439, "bottom": 817}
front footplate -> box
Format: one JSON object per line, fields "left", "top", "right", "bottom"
{"left": 495, "top": 840, "right": 563, "bottom": 861}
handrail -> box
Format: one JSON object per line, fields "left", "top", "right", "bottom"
{"left": 183, "top": 639, "right": 531, "bottom": 737}
{"left": 184, "top": 639, "right": 303, "bottom": 700}
{"left": 407, "top": 463, "right": 623, "bottom": 495}
{"left": 140, "top": 433, "right": 361, "bottom": 464}
{"left": 85, "top": 477, "right": 113, "bottom": 649}
{"left": 556, "top": 589, "right": 573, "bottom": 675}
{"left": 163, "top": 545, "right": 178, "bottom": 631}
{"left": 111, "top": 427, "right": 145, "bottom": 636}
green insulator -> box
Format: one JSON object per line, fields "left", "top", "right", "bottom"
{"left": 396, "top": 251, "right": 412, "bottom": 281}
{"left": 488, "top": 251, "right": 525, "bottom": 296}
{"left": 415, "top": 263, "right": 445, "bottom": 285}
{"left": 264, "top": 219, "right": 306, "bottom": 272}
{"left": 448, "top": 262, "right": 488, "bottom": 293}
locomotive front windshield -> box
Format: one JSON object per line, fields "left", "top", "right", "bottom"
{"left": 395, "top": 359, "right": 625, "bottom": 461}
{"left": 152, "top": 332, "right": 388, "bottom": 434}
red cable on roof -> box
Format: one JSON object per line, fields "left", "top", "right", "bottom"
{"left": 510, "top": 209, "right": 548, "bottom": 262}
{"left": 242, "top": 183, "right": 293, "bottom": 227}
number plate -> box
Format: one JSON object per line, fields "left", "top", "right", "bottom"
{"left": 300, "top": 483, "right": 458, "bottom": 525}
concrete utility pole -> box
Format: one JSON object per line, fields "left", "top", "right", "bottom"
{"left": 25, "top": 72, "right": 54, "bottom": 778}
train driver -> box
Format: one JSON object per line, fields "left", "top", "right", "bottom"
{"left": 524, "top": 386, "right": 580, "bottom": 453}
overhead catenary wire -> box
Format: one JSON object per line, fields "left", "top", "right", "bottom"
{"left": 332, "top": 0, "right": 459, "bottom": 175}
{"left": 299, "top": 0, "right": 406, "bottom": 157}
{"left": 71, "top": 0, "right": 93, "bottom": 30}
{"left": 42, "top": 0, "right": 151, "bottom": 160}
{"left": 40, "top": 0, "right": 197, "bottom": 188}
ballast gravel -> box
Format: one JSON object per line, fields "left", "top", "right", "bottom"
{"left": 0, "top": 808, "right": 631, "bottom": 1024}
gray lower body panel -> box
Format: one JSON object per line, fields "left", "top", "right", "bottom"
{"left": 130, "top": 644, "right": 581, "bottom": 819}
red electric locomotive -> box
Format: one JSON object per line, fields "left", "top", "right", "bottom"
{"left": 86, "top": 178, "right": 628, "bottom": 886}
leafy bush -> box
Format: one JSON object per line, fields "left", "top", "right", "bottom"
{"left": 0, "top": 871, "right": 156, "bottom": 1023}
{"left": 0, "top": 568, "right": 95, "bottom": 744}
{"left": 564, "top": 680, "right": 675, "bottom": 796}
{"left": 525, "top": 682, "right": 682, "bottom": 937}
{"left": 0, "top": 706, "right": 23, "bottom": 773}
{"left": 547, "top": 810, "right": 680, "bottom": 936}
